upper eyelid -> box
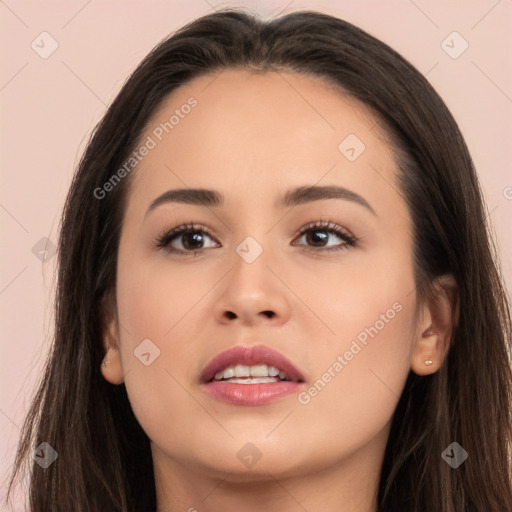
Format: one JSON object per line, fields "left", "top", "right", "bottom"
{"left": 295, "top": 220, "right": 355, "bottom": 237}
{"left": 165, "top": 221, "right": 351, "bottom": 237}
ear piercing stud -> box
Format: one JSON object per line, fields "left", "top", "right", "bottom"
{"left": 424, "top": 359, "right": 433, "bottom": 366}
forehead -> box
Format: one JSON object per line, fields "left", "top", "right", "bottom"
{"left": 139, "top": 68, "right": 389, "bottom": 153}
{"left": 126, "top": 69, "right": 401, "bottom": 216}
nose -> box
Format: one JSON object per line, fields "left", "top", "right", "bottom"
{"left": 213, "top": 243, "right": 291, "bottom": 327}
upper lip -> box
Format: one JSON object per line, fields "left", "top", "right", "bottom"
{"left": 199, "top": 345, "right": 305, "bottom": 383}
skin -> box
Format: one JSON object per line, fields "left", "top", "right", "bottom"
{"left": 100, "top": 70, "right": 458, "bottom": 512}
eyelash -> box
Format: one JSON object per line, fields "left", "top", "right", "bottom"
{"left": 154, "top": 219, "right": 358, "bottom": 257}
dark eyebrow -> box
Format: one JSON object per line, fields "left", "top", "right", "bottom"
{"left": 145, "top": 188, "right": 223, "bottom": 218}
{"left": 145, "top": 185, "right": 376, "bottom": 218}
{"left": 280, "top": 185, "right": 376, "bottom": 215}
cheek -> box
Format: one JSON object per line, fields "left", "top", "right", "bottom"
{"left": 293, "top": 243, "right": 417, "bottom": 431}
{"left": 114, "top": 247, "right": 231, "bottom": 446}
{"left": 294, "top": 232, "right": 416, "bottom": 346}
{"left": 115, "top": 246, "right": 220, "bottom": 345}
{"left": 295, "top": 292, "right": 417, "bottom": 453}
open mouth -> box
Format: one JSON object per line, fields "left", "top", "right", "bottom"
{"left": 200, "top": 345, "right": 306, "bottom": 405}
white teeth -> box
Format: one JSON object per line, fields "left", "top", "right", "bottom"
{"left": 226, "top": 377, "right": 278, "bottom": 384}
{"left": 213, "top": 364, "right": 289, "bottom": 381}
{"left": 268, "top": 366, "right": 279, "bottom": 377}
{"left": 234, "top": 364, "right": 251, "bottom": 377}
{"left": 250, "top": 364, "right": 269, "bottom": 377}
{"left": 223, "top": 367, "right": 235, "bottom": 379}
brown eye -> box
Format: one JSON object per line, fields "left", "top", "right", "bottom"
{"left": 155, "top": 223, "right": 219, "bottom": 256}
{"left": 293, "top": 221, "right": 357, "bottom": 252}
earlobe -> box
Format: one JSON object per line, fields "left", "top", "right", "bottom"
{"left": 100, "top": 346, "right": 125, "bottom": 385}
{"left": 99, "top": 290, "right": 125, "bottom": 385}
{"left": 411, "top": 274, "right": 458, "bottom": 376}
{"left": 411, "top": 328, "right": 448, "bottom": 376}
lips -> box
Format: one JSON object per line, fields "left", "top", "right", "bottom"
{"left": 199, "top": 345, "right": 305, "bottom": 384}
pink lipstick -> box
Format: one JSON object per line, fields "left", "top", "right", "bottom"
{"left": 199, "top": 345, "right": 306, "bottom": 406}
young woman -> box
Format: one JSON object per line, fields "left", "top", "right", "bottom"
{"left": 5, "top": 8, "right": 512, "bottom": 512}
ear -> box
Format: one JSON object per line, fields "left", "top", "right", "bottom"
{"left": 99, "top": 289, "right": 125, "bottom": 385}
{"left": 411, "top": 274, "right": 459, "bottom": 376}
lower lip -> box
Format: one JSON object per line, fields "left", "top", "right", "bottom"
{"left": 203, "top": 380, "right": 305, "bottom": 406}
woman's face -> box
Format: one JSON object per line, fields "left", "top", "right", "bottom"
{"left": 103, "top": 70, "right": 425, "bottom": 485}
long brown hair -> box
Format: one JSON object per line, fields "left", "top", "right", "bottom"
{"left": 5, "top": 8, "right": 512, "bottom": 511}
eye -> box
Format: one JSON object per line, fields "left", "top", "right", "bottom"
{"left": 292, "top": 220, "right": 357, "bottom": 252}
{"left": 154, "top": 222, "right": 219, "bottom": 256}
{"left": 154, "top": 219, "right": 358, "bottom": 257}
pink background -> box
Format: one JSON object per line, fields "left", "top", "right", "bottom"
{"left": 1, "top": 1, "right": 511, "bottom": 509}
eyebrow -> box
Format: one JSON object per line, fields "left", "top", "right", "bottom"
{"left": 145, "top": 185, "right": 376, "bottom": 218}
